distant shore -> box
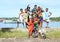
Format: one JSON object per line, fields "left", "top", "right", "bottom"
{"left": 0, "top": 17, "right": 60, "bottom": 22}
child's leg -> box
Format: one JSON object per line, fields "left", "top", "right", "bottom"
{"left": 28, "top": 32, "right": 30, "bottom": 38}
{"left": 37, "top": 31, "right": 41, "bottom": 40}
{"left": 38, "top": 17, "right": 43, "bottom": 28}
{"left": 28, "top": 32, "right": 32, "bottom": 38}
{"left": 30, "top": 29, "right": 33, "bottom": 38}
{"left": 17, "top": 21, "right": 19, "bottom": 28}
{"left": 25, "top": 22, "right": 27, "bottom": 28}
{"left": 46, "top": 22, "right": 49, "bottom": 28}
{"left": 22, "top": 19, "right": 24, "bottom": 27}
{"left": 40, "top": 17, "right": 43, "bottom": 28}
{"left": 28, "top": 29, "right": 32, "bottom": 38}
{"left": 40, "top": 21, "right": 43, "bottom": 28}
{"left": 43, "top": 20, "right": 49, "bottom": 28}
{"left": 22, "top": 22, "right": 24, "bottom": 27}
{"left": 30, "top": 32, "right": 32, "bottom": 38}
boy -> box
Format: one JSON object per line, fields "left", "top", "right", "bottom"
{"left": 18, "top": 8, "right": 24, "bottom": 27}
{"left": 43, "top": 8, "right": 52, "bottom": 28}
{"left": 37, "top": 6, "right": 44, "bottom": 28}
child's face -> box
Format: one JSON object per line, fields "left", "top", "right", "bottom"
{"left": 25, "top": 9, "right": 27, "bottom": 13}
{"left": 34, "top": 5, "right": 37, "bottom": 9}
{"left": 46, "top": 8, "right": 48, "bottom": 12}
{"left": 20, "top": 10, "right": 23, "bottom": 12}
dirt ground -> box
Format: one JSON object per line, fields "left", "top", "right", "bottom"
{"left": 0, "top": 38, "right": 60, "bottom": 42}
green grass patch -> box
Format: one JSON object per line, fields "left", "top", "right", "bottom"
{"left": 46, "top": 30, "right": 60, "bottom": 39}
{"left": 0, "top": 29, "right": 60, "bottom": 39}
{"left": 0, "top": 30, "right": 28, "bottom": 38}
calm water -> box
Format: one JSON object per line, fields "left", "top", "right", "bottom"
{"left": 0, "top": 22, "right": 60, "bottom": 28}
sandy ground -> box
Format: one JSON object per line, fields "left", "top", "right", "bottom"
{"left": 0, "top": 38, "right": 60, "bottom": 42}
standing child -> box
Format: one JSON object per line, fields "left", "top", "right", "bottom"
{"left": 37, "top": 6, "right": 44, "bottom": 28}
{"left": 23, "top": 9, "right": 28, "bottom": 28}
{"left": 18, "top": 8, "right": 24, "bottom": 27}
{"left": 27, "top": 16, "right": 34, "bottom": 38}
{"left": 43, "top": 8, "right": 52, "bottom": 28}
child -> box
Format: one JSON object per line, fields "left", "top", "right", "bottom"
{"left": 23, "top": 9, "right": 28, "bottom": 28}
{"left": 37, "top": 6, "right": 44, "bottom": 28}
{"left": 34, "top": 17, "right": 38, "bottom": 31}
{"left": 27, "top": 16, "right": 34, "bottom": 38}
{"left": 18, "top": 8, "right": 24, "bottom": 27}
{"left": 43, "top": 8, "right": 52, "bottom": 28}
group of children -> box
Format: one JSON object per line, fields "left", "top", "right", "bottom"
{"left": 18, "top": 5, "right": 52, "bottom": 38}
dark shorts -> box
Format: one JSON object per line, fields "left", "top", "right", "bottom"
{"left": 38, "top": 16, "right": 43, "bottom": 22}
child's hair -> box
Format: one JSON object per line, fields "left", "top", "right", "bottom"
{"left": 34, "top": 5, "right": 37, "bottom": 7}
{"left": 20, "top": 8, "right": 23, "bottom": 11}
{"left": 37, "top": 6, "right": 44, "bottom": 12}
{"left": 26, "top": 5, "right": 30, "bottom": 11}
{"left": 25, "top": 9, "right": 27, "bottom": 13}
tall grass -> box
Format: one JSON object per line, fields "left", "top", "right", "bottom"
{"left": 0, "top": 30, "right": 28, "bottom": 38}
{"left": 46, "top": 30, "right": 60, "bottom": 39}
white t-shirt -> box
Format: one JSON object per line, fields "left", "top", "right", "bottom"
{"left": 19, "top": 13, "right": 24, "bottom": 22}
{"left": 42, "top": 11, "right": 50, "bottom": 21}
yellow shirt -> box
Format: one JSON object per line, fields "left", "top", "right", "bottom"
{"left": 38, "top": 13, "right": 42, "bottom": 17}
{"left": 23, "top": 13, "right": 28, "bottom": 22}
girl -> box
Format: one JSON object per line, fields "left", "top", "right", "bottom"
{"left": 23, "top": 9, "right": 28, "bottom": 28}
{"left": 27, "top": 16, "right": 34, "bottom": 38}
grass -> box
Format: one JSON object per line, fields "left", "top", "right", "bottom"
{"left": 0, "top": 30, "right": 28, "bottom": 38}
{"left": 0, "top": 29, "right": 60, "bottom": 39}
{"left": 46, "top": 30, "right": 60, "bottom": 39}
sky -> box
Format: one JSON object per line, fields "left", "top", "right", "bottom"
{"left": 0, "top": 0, "right": 60, "bottom": 17}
